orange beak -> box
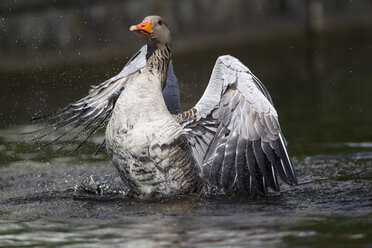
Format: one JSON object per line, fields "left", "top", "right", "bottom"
{"left": 130, "top": 21, "right": 152, "bottom": 37}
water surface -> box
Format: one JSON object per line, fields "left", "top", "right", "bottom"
{"left": 0, "top": 28, "right": 371, "bottom": 247}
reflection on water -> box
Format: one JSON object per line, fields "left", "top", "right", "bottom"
{"left": 0, "top": 217, "right": 292, "bottom": 247}
{"left": 0, "top": 28, "right": 372, "bottom": 247}
{"left": 1, "top": 215, "right": 369, "bottom": 247}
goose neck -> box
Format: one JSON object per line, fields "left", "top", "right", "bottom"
{"left": 146, "top": 44, "right": 172, "bottom": 89}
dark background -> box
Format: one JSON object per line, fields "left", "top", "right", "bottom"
{"left": 0, "top": 0, "right": 372, "bottom": 156}
{"left": 0, "top": 2, "right": 371, "bottom": 247}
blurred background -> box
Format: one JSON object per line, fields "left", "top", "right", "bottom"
{"left": 1, "top": 0, "right": 372, "bottom": 156}
{"left": 0, "top": 2, "right": 372, "bottom": 247}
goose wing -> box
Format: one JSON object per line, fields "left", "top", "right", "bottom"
{"left": 32, "top": 45, "right": 181, "bottom": 151}
{"left": 175, "top": 55, "right": 297, "bottom": 194}
{"left": 163, "top": 61, "right": 181, "bottom": 114}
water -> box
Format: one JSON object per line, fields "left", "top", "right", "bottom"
{"left": 0, "top": 28, "right": 372, "bottom": 247}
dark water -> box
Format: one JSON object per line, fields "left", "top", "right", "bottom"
{"left": 0, "top": 28, "right": 372, "bottom": 247}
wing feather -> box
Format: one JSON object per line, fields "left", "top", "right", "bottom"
{"left": 176, "top": 55, "right": 297, "bottom": 195}
{"left": 236, "top": 137, "right": 251, "bottom": 193}
{"left": 208, "top": 127, "right": 229, "bottom": 187}
{"left": 246, "top": 140, "right": 266, "bottom": 193}
{"left": 221, "top": 130, "right": 239, "bottom": 190}
{"left": 31, "top": 45, "right": 181, "bottom": 152}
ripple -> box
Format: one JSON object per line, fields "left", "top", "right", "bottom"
{"left": 325, "top": 142, "right": 372, "bottom": 148}
{"left": 0, "top": 125, "right": 371, "bottom": 247}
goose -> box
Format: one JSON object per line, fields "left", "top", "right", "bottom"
{"left": 33, "top": 15, "right": 297, "bottom": 198}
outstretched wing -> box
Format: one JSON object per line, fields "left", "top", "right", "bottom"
{"left": 31, "top": 45, "right": 181, "bottom": 151}
{"left": 176, "top": 55, "right": 297, "bottom": 194}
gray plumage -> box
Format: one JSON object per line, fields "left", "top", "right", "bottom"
{"left": 31, "top": 44, "right": 181, "bottom": 152}
{"left": 33, "top": 15, "right": 297, "bottom": 198}
{"left": 178, "top": 55, "right": 298, "bottom": 194}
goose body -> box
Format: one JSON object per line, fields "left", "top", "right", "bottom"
{"left": 106, "top": 66, "right": 199, "bottom": 197}
{"left": 35, "top": 15, "right": 298, "bottom": 198}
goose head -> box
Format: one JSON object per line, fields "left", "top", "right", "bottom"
{"left": 130, "top": 15, "right": 171, "bottom": 48}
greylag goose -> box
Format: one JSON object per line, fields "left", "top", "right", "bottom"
{"left": 34, "top": 15, "right": 297, "bottom": 198}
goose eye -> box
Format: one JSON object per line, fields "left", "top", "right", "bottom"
{"left": 157, "top": 20, "right": 163, "bottom": 25}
